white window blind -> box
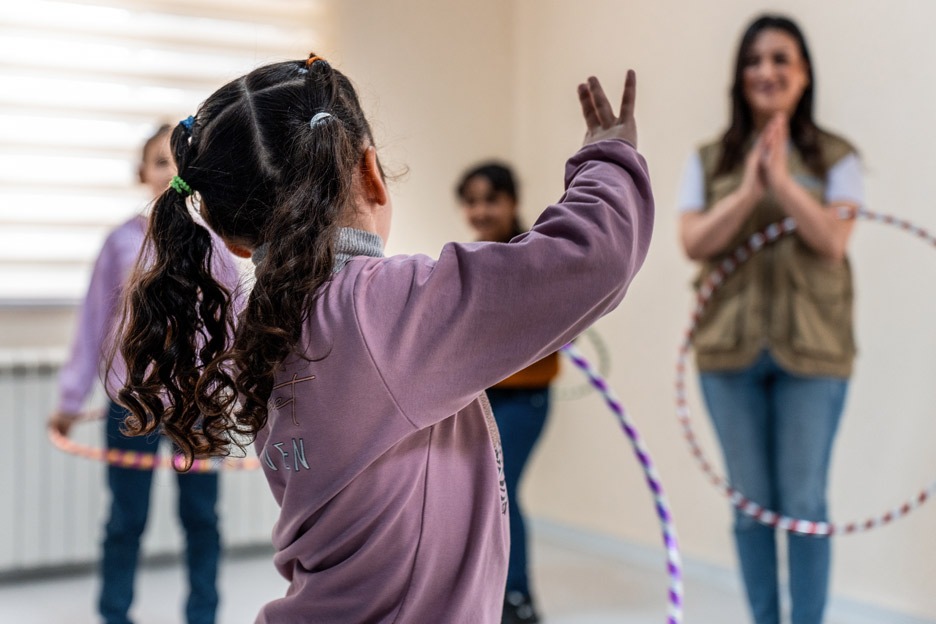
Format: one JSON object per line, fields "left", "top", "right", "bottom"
{"left": 0, "top": 0, "right": 323, "bottom": 305}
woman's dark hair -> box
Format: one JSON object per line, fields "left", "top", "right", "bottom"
{"left": 716, "top": 14, "right": 826, "bottom": 178}
{"left": 114, "top": 56, "right": 377, "bottom": 468}
{"left": 455, "top": 161, "right": 523, "bottom": 237}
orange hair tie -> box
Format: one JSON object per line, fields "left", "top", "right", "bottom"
{"left": 306, "top": 55, "right": 324, "bottom": 68}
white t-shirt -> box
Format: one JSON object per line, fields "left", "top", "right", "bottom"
{"left": 676, "top": 150, "right": 865, "bottom": 213}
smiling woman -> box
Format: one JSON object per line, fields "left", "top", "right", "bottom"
{"left": 0, "top": 0, "right": 322, "bottom": 304}
{"left": 741, "top": 30, "right": 811, "bottom": 129}
{"left": 676, "top": 14, "right": 864, "bottom": 624}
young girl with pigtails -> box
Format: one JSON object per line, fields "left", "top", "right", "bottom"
{"left": 115, "top": 54, "right": 654, "bottom": 623}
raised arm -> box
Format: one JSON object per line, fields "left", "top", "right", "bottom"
{"left": 356, "top": 75, "right": 655, "bottom": 427}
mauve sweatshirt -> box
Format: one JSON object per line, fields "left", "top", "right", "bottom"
{"left": 253, "top": 139, "right": 654, "bottom": 623}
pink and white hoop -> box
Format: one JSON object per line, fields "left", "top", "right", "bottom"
{"left": 677, "top": 207, "right": 936, "bottom": 536}
{"left": 48, "top": 411, "right": 261, "bottom": 473}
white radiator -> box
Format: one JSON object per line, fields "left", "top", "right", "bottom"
{"left": 0, "top": 349, "right": 280, "bottom": 576}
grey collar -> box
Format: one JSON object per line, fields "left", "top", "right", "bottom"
{"left": 333, "top": 227, "right": 385, "bottom": 272}
{"left": 250, "top": 227, "right": 384, "bottom": 273}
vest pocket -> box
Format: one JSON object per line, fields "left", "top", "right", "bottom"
{"left": 788, "top": 257, "right": 855, "bottom": 361}
{"left": 693, "top": 272, "right": 746, "bottom": 352}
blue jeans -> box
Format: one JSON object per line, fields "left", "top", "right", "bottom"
{"left": 99, "top": 402, "right": 221, "bottom": 624}
{"left": 700, "top": 351, "right": 847, "bottom": 624}
{"left": 486, "top": 387, "right": 550, "bottom": 599}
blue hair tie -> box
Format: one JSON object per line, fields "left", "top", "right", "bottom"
{"left": 180, "top": 115, "right": 195, "bottom": 133}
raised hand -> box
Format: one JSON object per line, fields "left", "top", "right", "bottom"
{"left": 578, "top": 71, "right": 637, "bottom": 148}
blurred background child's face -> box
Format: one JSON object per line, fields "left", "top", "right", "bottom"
{"left": 459, "top": 175, "right": 517, "bottom": 242}
{"left": 139, "top": 133, "right": 176, "bottom": 199}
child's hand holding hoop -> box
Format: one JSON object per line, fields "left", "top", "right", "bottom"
{"left": 48, "top": 410, "right": 77, "bottom": 437}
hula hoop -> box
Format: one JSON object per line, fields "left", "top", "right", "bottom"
{"left": 677, "top": 206, "right": 936, "bottom": 536}
{"left": 48, "top": 412, "right": 261, "bottom": 473}
{"left": 562, "top": 343, "right": 683, "bottom": 624}
{"left": 554, "top": 328, "right": 612, "bottom": 401}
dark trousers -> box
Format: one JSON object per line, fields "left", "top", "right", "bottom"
{"left": 486, "top": 387, "right": 550, "bottom": 598}
{"left": 99, "top": 402, "right": 221, "bottom": 624}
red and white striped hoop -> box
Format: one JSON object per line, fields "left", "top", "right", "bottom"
{"left": 677, "top": 207, "right": 936, "bottom": 536}
{"left": 48, "top": 411, "right": 261, "bottom": 473}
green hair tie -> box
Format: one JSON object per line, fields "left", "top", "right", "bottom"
{"left": 170, "top": 175, "right": 193, "bottom": 196}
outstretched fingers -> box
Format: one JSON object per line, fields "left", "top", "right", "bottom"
{"left": 578, "top": 82, "right": 602, "bottom": 130}
{"left": 619, "top": 69, "right": 636, "bottom": 122}
{"left": 588, "top": 76, "right": 616, "bottom": 128}
{"left": 578, "top": 71, "right": 639, "bottom": 148}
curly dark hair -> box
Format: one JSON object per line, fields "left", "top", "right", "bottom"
{"left": 716, "top": 15, "right": 827, "bottom": 178}
{"left": 114, "top": 56, "right": 377, "bottom": 469}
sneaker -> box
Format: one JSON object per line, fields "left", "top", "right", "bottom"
{"left": 502, "top": 590, "right": 540, "bottom": 624}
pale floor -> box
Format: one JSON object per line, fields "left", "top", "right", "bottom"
{"left": 0, "top": 530, "right": 929, "bottom": 624}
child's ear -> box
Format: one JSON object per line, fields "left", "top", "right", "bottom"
{"left": 360, "top": 146, "right": 389, "bottom": 206}
{"left": 137, "top": 165, "right": 145, "bottom": 185}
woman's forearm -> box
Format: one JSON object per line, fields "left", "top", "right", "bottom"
{"left": 772, "top": 178, "right": 853, "bottom": 261}
{"left": 680, "top": 188, "right": 760, "bottom": 261}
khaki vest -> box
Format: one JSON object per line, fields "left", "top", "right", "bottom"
{"left": 692, "top": 132, "right": 857, "bottom": 378}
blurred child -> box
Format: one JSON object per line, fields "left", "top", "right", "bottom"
{"left": 50, "top": 124, "right": 240, "bottom": 624}
{"left": 456, "top": 161, "right": 559, "bottom": 623}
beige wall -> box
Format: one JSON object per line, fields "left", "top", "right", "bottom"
{"left": 0, "top": 308, "right": 74, "bottom": 348}
{"left": 324, "top": 0, "right": 517, "bottom": 255}
{"left": 5, "top": 0, "right": 936, "bottom": 617}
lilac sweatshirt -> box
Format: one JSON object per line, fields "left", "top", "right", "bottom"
{"left": 253, "top": 139, "right": 654, "bottom": 623}
{"left": 57, "top": 215, "right": 241, "bottom": 414}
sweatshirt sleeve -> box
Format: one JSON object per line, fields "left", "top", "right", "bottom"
{"left": 353, "top": 139, "right": 654, "bottom": 429}
{"left": 57, "top": 230, "right": 129, "bottom": 415}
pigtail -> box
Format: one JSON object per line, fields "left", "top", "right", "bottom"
{"left": 221, "top": 58, "right": 360, "bottom": 435}
{"left": 116, "top": 123, "right": 233, "bottom": 467}
{"left": 118, "top": 57, "right": 377, "bottom": 463}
